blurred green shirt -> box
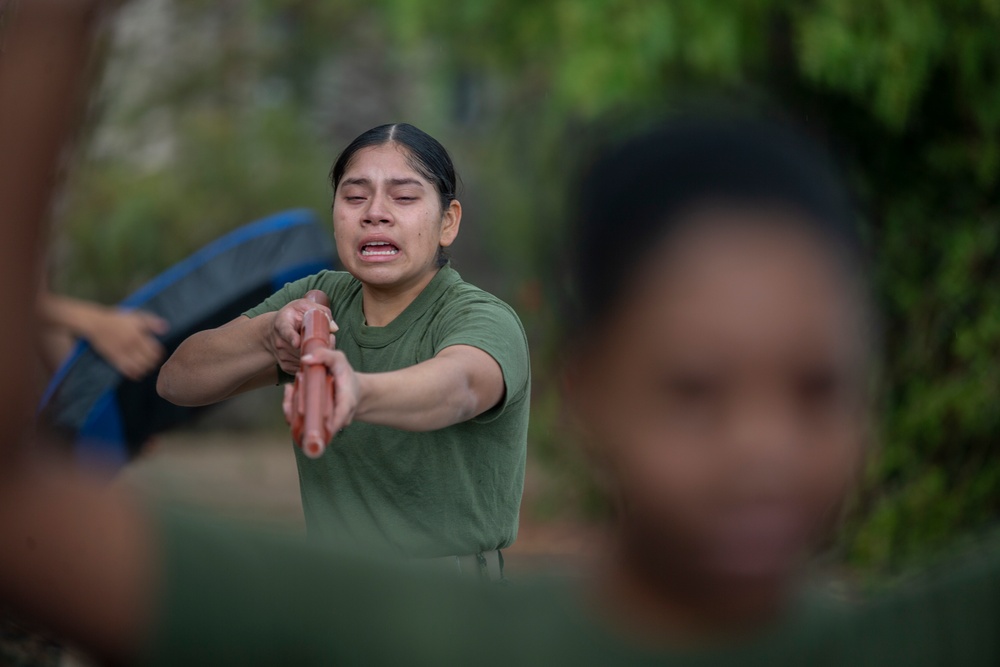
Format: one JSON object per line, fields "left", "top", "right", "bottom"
{"left": 243, "top": 265, "right": 530, "bottom": 557}
{"left": 144, "top": 509, "right": 1000, "bottom": 667}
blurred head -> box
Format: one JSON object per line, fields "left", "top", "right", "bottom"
{"left": 329, "top": 124, "right": 461, "bottom": 290}
{"left": 567, "top": 115, "right": 874, "bottom": 616}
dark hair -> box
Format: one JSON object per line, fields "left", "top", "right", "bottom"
{"left": 570, "top": 113, "right": 866, "bottom": 332}
{"left": 329, "top": 123, "right": 458, "bottom": 267}
{"left": 329, "top": 123, "right": 458, "bottom": 208}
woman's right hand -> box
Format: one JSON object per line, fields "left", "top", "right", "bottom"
{"left": 267, "top": 299, "right": 338, "bottom": 375}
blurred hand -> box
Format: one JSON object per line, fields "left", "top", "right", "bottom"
{"left": 267, "top": 299, "right": 337, "bottom": 375}
{"left": 282, "top": 349, "right": 359, "bottom": 435}
{"left": 86, "top": 309, "right": 169, "bottom": 381}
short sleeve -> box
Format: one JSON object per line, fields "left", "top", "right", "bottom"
{"left": 433, "top": 296, "right": 530, "bottom": 423}
{"left": 242, "top": 270, "right": 358, "bottom": 320}
{"left": 242, "top": 276, "right": 315, "bottom": 319}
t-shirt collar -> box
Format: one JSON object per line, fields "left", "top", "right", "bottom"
{"left": 348, "top": 264, "right": 461, "bottom": 348}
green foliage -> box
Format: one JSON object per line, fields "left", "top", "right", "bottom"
{"left": 795, "top": 1, "right": 947, "bottom": 130}
{"left": 58, "top": 104, "right": 331, "bottom": 301}
{"left": 55, "top": 0, "right": 350, "bottom": 301}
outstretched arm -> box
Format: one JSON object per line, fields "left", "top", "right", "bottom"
{"left": 289, "top": 344, "right": 505, "bottom": 433}
{"left": 157, "top": 298, "right": 337, "bottom": 407}
{"left": 157, "top": 314, "right": 279, "bottom": 407}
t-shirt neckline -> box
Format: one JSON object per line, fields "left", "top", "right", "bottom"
{"left": 347, "top": 264, "right": 460, "bottom": 348}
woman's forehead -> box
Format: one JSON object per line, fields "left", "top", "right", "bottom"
{"left": 340, "top": 143, "right": 429, "bottom": 185}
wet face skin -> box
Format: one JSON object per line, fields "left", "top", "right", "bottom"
{"left": 332, "top": 143, "right": 461, "bottom": 299}
{"left": 574, "top": 210, "right": 871, "bottom": 629}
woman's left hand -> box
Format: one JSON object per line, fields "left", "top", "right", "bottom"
{"left": 283, "top": 348, "right": 362, "bottom": 436}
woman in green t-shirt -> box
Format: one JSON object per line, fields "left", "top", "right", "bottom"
{"left": 157, "top": 124, "right": 530, "bottom": 561}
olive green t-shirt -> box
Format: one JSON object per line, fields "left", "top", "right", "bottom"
{"left": 144, "top": 509, "right": 1000, "bottom": 667}
{"left": 243, "top": 265, "right": 530, "bottom": 557}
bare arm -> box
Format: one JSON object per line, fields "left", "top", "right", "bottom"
{"left": 292, "top": 344, "right": 505, "bottom": 433}
{"left": 157, "top": 314, "right": 280, "bottom": 406}
{"left": 158, "top": 296, "right": 338, "bottom": 406}
{"left": 0, "top": 2, "right": 152, "bottom": 663}
{"left": 0, "top": 462, "right": 155, "bottom": 665}
{"left": 38, "top": 292, "right": 169, "bottom": 380}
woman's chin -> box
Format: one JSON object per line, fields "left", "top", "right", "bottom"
{"left": 348, "top": 262, "right": 405, "bottom": 284}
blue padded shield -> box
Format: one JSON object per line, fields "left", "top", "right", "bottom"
{"left": 38, "top": 209, "right": 335, "bottom": 467}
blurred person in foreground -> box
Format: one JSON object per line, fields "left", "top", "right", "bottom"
{"left": 3, "top": 96, "right": 1000, "bottom": 664}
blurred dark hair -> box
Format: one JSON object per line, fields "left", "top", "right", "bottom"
{"left": 569, "top": 112, "right": 867, "bottom": 333}
{"left": 330, "top": 123, "right": 459, "bottom": 268}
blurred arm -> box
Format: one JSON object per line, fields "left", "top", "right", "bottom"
{"left": 0, "top": 0, "right": 110, "bottom": 459}
{"left": 0, "top": 2, "right": 152, "bottom": 664}
{"left": 0, "top": 462, "right": 155, "bottom": 664}
{"left": 38, "top": 292, "right": 169, "bottom": 380}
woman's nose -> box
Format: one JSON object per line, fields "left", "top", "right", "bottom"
{"left": 363, "top": 195, "right": 392, "bottom": 224}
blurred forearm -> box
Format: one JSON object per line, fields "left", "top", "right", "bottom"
{"left": 0, "top": 0, "right": 111, "bottom": 462}
{"left": 0, "top": 459, "right": 155, "bottom": 664}
{"left": 0, "top": 1, "right": 153, "bottom": 662}
{"left": 39, "top": 292, "right": 112, "bottom": 337}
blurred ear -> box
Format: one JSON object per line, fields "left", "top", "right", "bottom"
{"left": 439, "top": 200, "right": 462, "bottom": 248}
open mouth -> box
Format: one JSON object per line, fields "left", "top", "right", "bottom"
{"left": 360, "top": 241, "right": 400, "bottom": 257}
